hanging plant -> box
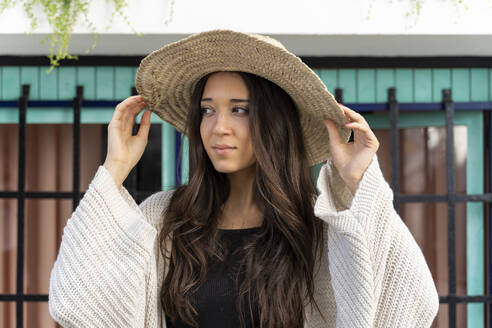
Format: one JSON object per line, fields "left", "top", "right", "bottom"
{"left": 0, "top": 0, "right": 175, "bottom": 74}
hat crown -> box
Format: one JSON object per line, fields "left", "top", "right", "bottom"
{"left": 250, "top": 33, "right": 287, "bottom": 51}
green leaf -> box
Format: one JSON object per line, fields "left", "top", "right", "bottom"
{"left": 0, "top": 0, "right": 176, "bottom": 73}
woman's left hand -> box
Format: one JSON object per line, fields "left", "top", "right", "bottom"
{"left": 323, "top": 104, "right": 380, "bottom": 195}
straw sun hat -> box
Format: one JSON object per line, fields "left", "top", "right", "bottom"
{"left": 135, "top": 29, "right": 351, "bottom": 166}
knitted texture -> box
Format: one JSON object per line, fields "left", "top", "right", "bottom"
{"left": 48, "top": 153, "right": 439, "bottom": 327}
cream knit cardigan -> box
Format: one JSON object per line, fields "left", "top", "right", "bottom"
{"left": 48, "top": 154, "right": 439, "bottom": 327}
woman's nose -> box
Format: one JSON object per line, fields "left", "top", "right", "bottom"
{"left": 213, "top": 112, "right": 232, "bottom": 134}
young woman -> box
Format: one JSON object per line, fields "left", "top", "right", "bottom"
{"left": 48, "top": 30, "right": 439, "bottom": 328}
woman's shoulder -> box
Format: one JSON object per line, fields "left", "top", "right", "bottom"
{"left": 138, "top": 188, "right": 177, "bottom": 230}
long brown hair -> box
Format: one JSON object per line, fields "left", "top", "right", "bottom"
{"left": 159, "top": 71, "right": 326, "bottom": 328}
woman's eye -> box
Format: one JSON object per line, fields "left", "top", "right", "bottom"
{"left": 200, "top": 107, "right": 212, "bottom": 115}
{"left": 200, "top": 107, "right": 249, "bottom": 115}
{"left": 233, "top": 107, "right": 249, "bottom": 114}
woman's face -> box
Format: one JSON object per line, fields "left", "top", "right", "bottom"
{"left": 200, "top": 71, "right": 256, "bottom": 174}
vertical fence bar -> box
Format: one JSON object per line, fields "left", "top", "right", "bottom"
{"left": 73, "top": 86, "right": 83, "bottom": 210}
{"left": 464, "top": 105, "right": 485, "bottom": 326}
{"left": 334, "top": 89, "right": 354, "bottom": 143}
{"left": 335, "top": 88, "right": 343, "bottom": 104}
{"left": 162, "top": 122, "right": 176, "bottom": 191}
{"left": 463, "top": 108, "right": 486, "bottom": 327}
{"left": 443, "top": 88, "right": 457, "bottom": 328}
{"left": 127, "top": 87, "right": 139, "bottom": 194}
{"left": 175, "top": 130, "right": 182, "bottom": 186}
{"left": 488, "top": 110, "right": 492, "bottom": 328}
{"left": 181, "top": 135, "right": 189, "bottom": 184}
{"left": 488, "top": 109, "right": 492, "bottom": 328}
{"left": 335, "top": 88, "right": 357, "bottom": 143}
{"left": 16, "top": 84, "right": 29, "bottom": 328}
{"left": 388, "top": 88, "right": 400, "bottom": 214}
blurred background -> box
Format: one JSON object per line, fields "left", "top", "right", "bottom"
{"left": 1, "top": 0, "right": 492, "bottom": 327}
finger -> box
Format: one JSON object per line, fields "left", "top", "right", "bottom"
{"left": 136, "top": 110, "right": 152, "bottom": 140}
{"left": 339, "top": 104, "right": 366, "bottom": 124}
{"left": 110, "top": 102, "right": 144, "bottom": 135}
{"left": 341, "top": 105, "right": 363, "bottom": 122}
{"left": 129, "top": 100, "right": 147, "bottom": 116}
{"left": 345, "top": 121, "right": 380, "bottom": 147}
{"left": 121, "top": 101, "right": 146, "bottom": 130}
{"left": 114, "top": 97, "right": 143, "bottom": 118}
{"left": 344, "top": 121, "right": 372, "bottom": 135}
{"left": 110, "top": 97, "right": 143, "bottom": 130}
{"left": 123, "top": 95, "right": 144, "bottom": 107}
{"left": 323, "top": 119, "right": 343, "bottom": 145}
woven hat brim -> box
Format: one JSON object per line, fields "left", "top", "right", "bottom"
{"left": 136, "top": 29, "right": 351, "bottom": 166}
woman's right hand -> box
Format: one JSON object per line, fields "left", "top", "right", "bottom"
{"left": 103, "top": 95, "right": 152, "bottom": 188}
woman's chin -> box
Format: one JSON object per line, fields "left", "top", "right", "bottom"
{"left": 211, "top": 161, "right": 256, "bottom": 175}
{"left": 211, "top": 163, "right": 238, "bottom": 174}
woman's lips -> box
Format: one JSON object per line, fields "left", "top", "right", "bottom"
{"left": 213, "top": 147, "right": 235, "bottom": 155}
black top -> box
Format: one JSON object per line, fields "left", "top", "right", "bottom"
{"left": 165, "top": 226, "right": 262, "bottom": 328}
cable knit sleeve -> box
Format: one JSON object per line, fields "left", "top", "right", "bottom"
{"left": 313, "top": 153, "right": 439, "bottom": 328}
{"left": 48, "top": 165, "right": 174, "bottom": 328}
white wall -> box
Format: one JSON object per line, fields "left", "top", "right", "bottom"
{"left": 1, "top": 0, "right": 492, "bottom": 56}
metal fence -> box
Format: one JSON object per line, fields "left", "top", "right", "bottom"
{"left": 0, "top": 84, "right": 491, "bottom": 327}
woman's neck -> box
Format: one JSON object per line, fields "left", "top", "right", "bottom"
{"left": 217, "top": 204, "right": 263, "bottom": 229}
{"left": 218, "top": 164, "right": 263, "bottom": 229}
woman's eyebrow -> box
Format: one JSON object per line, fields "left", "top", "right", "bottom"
{"left": 201, "top": 97, "right": 249, "bottom": 103}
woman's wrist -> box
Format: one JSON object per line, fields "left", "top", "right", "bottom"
{"left": 102, "top": 160, "right": 129, "bottom": 189}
